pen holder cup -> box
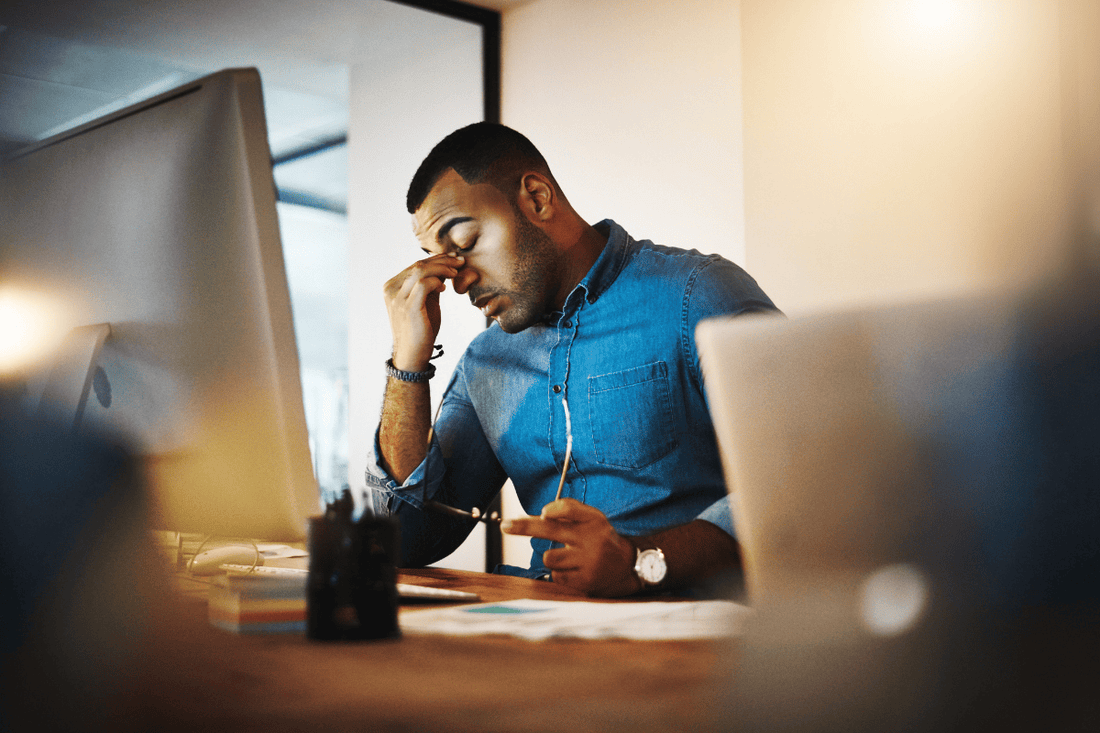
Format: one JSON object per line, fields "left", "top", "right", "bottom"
{"left": 307, "top": 513, "right": 401, "bottom": 641}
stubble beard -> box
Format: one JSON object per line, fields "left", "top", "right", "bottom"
{"left": 473, "top": 212, "right": 562, "bottom": 334}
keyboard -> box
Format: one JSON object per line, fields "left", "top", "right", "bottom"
{"left": 218, "top": 564, "right": 481, "bottom": 601}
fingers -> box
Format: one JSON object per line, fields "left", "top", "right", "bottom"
{"left": 542, "top": 548, "right": 582, "bottom": 591}
{"left": 385, "top": 254, "right": 465, "bottom": 301}
{"left": 501, "top": 499, "right": 609, "bottom": 543}
{"left": 384, "top": 254, "right": 465, "bottom": 367}
{"left": 543, "top": 550, "right": 600, "bottom": 594}
{"left": 500, "top": 516, "right": 579, "bottom": 546}
{"left": 506, "top": 499, "right": 637, "bottom": 596}
{"left": 539, "top": 498, "right": 606, "bottom": 522}
{"left": 501, "top": 517, "right": 583, "bottom": 589}
{"left": 541, "top": 546, "right": 578, "bottom": 571}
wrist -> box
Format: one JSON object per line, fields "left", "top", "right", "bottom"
{"left": 385, "top": 358, "right": 435, "bottom": 383}
{"left": 390, "top": 354, "right": 430, "bottom": 373}
{"left": 619, "top": 537, "right": 646, "bottom": 595}
{"left": 627, "top": 537, "right": 668, "bottom": 590}
{"left": 391, "top": 343, "right": 443, "bottom": 373}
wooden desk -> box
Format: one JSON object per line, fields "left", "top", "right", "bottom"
{"left": 113, "top": 568, "right": 731, "bottom": 732}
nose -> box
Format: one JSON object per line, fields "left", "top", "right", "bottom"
{"left": 451, "top": 261, "right": 478, "bottom": 295}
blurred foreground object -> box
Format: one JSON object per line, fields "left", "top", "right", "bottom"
{"left": 1, "top": 389, "right": 166, "bottom": 733}
{"left": 698, "top": 261, "right": 1100, "bottom": 731}
{"left": 0, "top": 68, "right": 319, "bottom": 543}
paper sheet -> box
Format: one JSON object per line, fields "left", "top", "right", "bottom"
{"left": 399, "top": 598, "right": 750, "bottom": 641}
{"left": 255, "top": 544, "right": 309, "bottom": 559}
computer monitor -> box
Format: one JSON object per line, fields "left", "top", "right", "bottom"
{"left": 0, "top": 68, "right": 320, "bottom": 541}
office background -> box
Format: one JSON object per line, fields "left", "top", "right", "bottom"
{"left": 441, "top": 0, "right": 1097, "bottom": 568}
{"left": 2, "top": 0, "right": 1097, "bottom": 571}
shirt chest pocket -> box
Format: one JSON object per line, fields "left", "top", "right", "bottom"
{"left": 587, "top": 361, "right": 677, "bottom": 469}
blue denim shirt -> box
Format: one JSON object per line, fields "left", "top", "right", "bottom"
{"left": 366, "top": 220, "right": 778, "bottom": 577}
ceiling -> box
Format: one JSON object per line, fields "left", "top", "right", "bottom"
{"left": 0, "top": 0, "right": 520, "bottom": 213}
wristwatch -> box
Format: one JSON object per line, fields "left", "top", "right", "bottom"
{"left": 633, "top": 546, "right": 668, "bottom": 587}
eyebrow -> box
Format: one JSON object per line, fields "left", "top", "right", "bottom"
{"left": 418, "top": 215, "right": 474, "bottom": 255}
{"left": 436, "top": 216, "right": 474, "bottom": 244}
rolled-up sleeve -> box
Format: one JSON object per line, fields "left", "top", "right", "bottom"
{"left": 364, "top": 358, "right": 508, "bottom": 566}
{"left": 697, "top": 495, "right": 737, "bottom": 538}
{"left": 363, "top": 426, "right": 435, "bottom": 512}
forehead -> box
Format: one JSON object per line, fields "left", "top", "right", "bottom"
{"left": 411, "top": 168, "right": 507, "bottom": 244}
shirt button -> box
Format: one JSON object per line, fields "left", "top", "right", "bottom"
{"left": 564, "top": 320, "right": 573, "bottom": 328}
{"left": 552, "top": 385, "right": 562, "bottom": 393}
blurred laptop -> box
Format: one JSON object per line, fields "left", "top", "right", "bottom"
{"left": 696, "top": 281, "right": 1100, "bottom": 731}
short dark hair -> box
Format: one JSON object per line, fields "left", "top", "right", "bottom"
{"left": 406, "top": 122, "right": 552, "bottom": 213}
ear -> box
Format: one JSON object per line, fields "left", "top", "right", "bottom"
{"left": 516, "top": 172, "right": 555, "bottom": 223}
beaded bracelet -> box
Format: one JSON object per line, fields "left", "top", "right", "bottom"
{"left": 385, "top": 358, "right": 436, "bottom": 382}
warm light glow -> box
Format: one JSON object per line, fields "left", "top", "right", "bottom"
{"left": 895, "top": 0, "right": 987, "bottom": 55}
{"left": 859, "top": 563, "right": 930, "bottom": 636}
{"left": 909, "top": 0, "right": 962, "bottom": 32}
{"left": 0, "top": 287, "right": 68, "bottom": 376}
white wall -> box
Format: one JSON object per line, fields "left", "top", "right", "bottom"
{"left": 501, "top": 0, "right": 748, "bottom": 266}
{"left": 741, "top": 1, "right": 1071, "bottom": 314}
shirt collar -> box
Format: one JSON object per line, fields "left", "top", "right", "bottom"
{"left": 570, "top": 219, "right": 632, "bottom": 309}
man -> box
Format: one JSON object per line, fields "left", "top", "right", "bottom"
{"left": 365, "top": 122, "right": 779, "bottom": 597}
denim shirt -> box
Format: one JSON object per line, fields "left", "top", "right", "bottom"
{"left": 366, "top": 220, "right": 778, "bottom": 577}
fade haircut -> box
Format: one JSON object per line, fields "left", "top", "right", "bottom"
{"left": 406, "top": 122, "right": 553, "bottom": 214}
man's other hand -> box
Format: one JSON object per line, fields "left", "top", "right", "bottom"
{"left": 501, "top": 498, "right": 642, "bottom": 597}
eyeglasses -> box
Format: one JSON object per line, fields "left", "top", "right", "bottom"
{"left": 554, "top": 396, "right": 572, "bottom": 501}
{"left": 423, "top": 395, "right": 573, "bottom": 524}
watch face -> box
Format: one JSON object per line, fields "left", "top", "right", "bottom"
{"left": 637, "top": 549, "right": 667, "bottom": 584}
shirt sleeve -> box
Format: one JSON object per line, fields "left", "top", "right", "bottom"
{"left": 696, "top": 495, "right": 737, "bottom": 538}
{"left": 683, "top": 256, "right": 777, "bottom": 541}
{"left": 364, "top": 356, "right": 507, "bottom": 567}
{"left": 682, "top": 255, "right": 782, "bottom": 394}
